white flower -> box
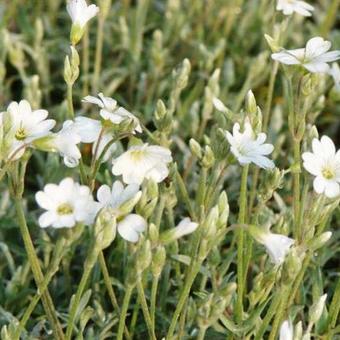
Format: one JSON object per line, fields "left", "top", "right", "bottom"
{"left": 276, "top": 0, "right": 314, "bottom": 16}
{"left": 279, "top": 320, "right": 294, "bottom": 340}
{"left": 226, "top": 120, "right": 274, "bottom": 169}
{"left": 73, "top": 116, "right": 117, "bottom": 162}
{"left": 66, "top": 0, "right": 99, "bottom": 29}
{"left": 5, "top": 100, "right": 55, "bottom": 160}
{"left": 52, "top": 121, "right": 82, "bottom": 168}
{"left": 97, "top": 181, "right": 146, "bottom": 243}
{"left": 272, "top": 37, "right": 340, "bottom": 73}
{"left": 329, "top": 63, "right": 340, "bottom": 90}
{"left": 173, "top": 218, "right": 199, "bottom": 239}
{"left": 302, "top": 136, "right": 340, "bottom": 198}
{"left": 112, "top": 144, "right": 172, "bottom": 185}
{"left": 35, "top": 178, "right": 98, "bottom": 228}
{"left": 83, "top": 93, "right": 142, "bottom": 133}
{"left": 259, "top": 232, "right": 295, "bottom": 265}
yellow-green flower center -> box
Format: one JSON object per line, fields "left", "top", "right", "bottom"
{"left": 15, "top": 127, "right": 27, "bottom": 140}
{"left": 322, "top": 167, "right": 335, "bottom": 180}
{"left": 57, "top": 203, "right": 73, "bottom": 215}
{"left": 129, "top": 149, "right": 146, "bottom": 161}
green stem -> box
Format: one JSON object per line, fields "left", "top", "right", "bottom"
{"left": 92, "top": 15, "right": 105, "bottom": 93}
{"left": 136, "top": 279, "right": 157, "bottom": 340}
{"left": 166, "top": 261, "right": 201, "bottom": 339}
{"left": 98, "top": 251, "right": 131, "bottom": 340}
{"left": 65, "top": 253, "right": 97, "bottom": 340}
{"left": 117, "top": 285, "right": 134, "bottom": 340}
{"left": 235, "top": 165, "right": 249, "bottom": 322}
{"left": 319, "top": 0, "right": 340, "bottom": 37}
{"left": 293, "top": 141, "right": 301, "bottom": 240}
{"left": 67, "top": 84, "right": 74, "bottom": 119}
{"left": 14, "top": 198, "right": 65, "bottom": 340}
{"left": 197, "top": 326, "right": 207, "bottom": 340}
{"left": 254, "top": 292, "right": 281, "bottom": 340}
{"left": 327, "top": 276, "right": 340, "bottom": 335}
{"left": 14, "top": 238, "right": 66, "bottom": 340}
{"left": 150, "top": 275, "right": 160, "bottom": 331}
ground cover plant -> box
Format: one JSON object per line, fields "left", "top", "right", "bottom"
{"left": 0, "top": 0, "right": 340, "bottom": 339}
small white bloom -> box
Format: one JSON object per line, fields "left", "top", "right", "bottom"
{"left": 302, "top": 136, "right": 340, "bottom": 198}
{"left": 279, "top": 320, "right": 294, "bottom": 340}
{"left": 83, "top": 93, "right": 142, "bottom": 133}
{"left": 226, "top": 120, "right": 274, "bottom": 169}
{"left": 66, "top": 0, "right": 99, "bottom": 29}
{"left": 272, "top": 37, "right": 340, "bottom": 73}
{"left": 97, "top": 181, "right": 146, "bottom": 243}
{"left": 35, "top": 178, "right": 98, "bottom": 228}
{"left": 173, "top": 218, "right": 199, "bottom": 238}
{"left": 5, "top": 100, "right": 55, "bottom": 160}
{"left": 53, "top": 120, "right": 82, "bottom": 168}
{"left": 276, "top": 0, "right": 314, "bottom": 17}
{"left": 259, "top": 232, "right": 295, "bottom": 265}
{"left": 112, "top": 144, "right": 172, "bottom": 185}
{"left": 329, "top": 63, "right": 340, "bottom": 90}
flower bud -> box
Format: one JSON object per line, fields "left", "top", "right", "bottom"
{"left": 202, "top": 145, "right": 215, "bottom": 168}
{"left": 217, "top": 191, "right": 229, "bottom": 228}
{"left": 136, "top": 179, "right": 159, "bottom": 218}
{"left": 136, "top": 239, "right": 152, "bottom": 275}
{"left": 94, "top": 208, "right": 116, "bottom": 252}
{"left": 294, "top": 321, "right": 303, "bottom": 340}
{"left": 151, "top": 246, "right": 166, "bottom": 277}
{"left": 160, "top": 218, "right": 199, "bottom": 245}
{"left": 64, "top": 46, "right": 79, "bottom": 85}
{"left": 189, "top": 138, "right": 202, "bottom": 159}
{"left": 264, "top": 34, "right": 280, "bottom": 53}
{"left": 148, "top": 223, "right": 159, "bottom": 245}
{"left": 308, "top": 294, "right": 327, "bottom": 326}
{"left": 307, "top": 232, "right": 332, "bottom": 251}
{"left": 245, "top": 90, "right": 257, "bottom": 115}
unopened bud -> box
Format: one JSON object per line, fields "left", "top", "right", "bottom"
{"left": 148, "top": 223, "right": 159, "bottom": 245}
{"left": 245, "top": 90, "right": 257, "bottom": 115}
{"left": 151, "top": 246, "right": 166, "bottom": 277}
{"left": 202, "top": 145, "right": 215, "bottom": 168}
{"left": 136, "top": 239, "right": 152, "bottom": 275}
{"left": 309, "top": 294, "right": 327, "bottom": 326}
{"left": 94, "top": 208, "right": 116, "bottom": 251}
{"left": 307, "top": 232, "right": 332, "bottom": 251}
{"left": 189, "top": 138, "right": 202, "bottom": 159}
{"left": 264, "top": 34, "right": 280, "bottom": 53}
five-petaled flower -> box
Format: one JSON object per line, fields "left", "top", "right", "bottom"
{"left": 272, "top": 37, "right": 340, "bottom": 73}
{"left": 83, "top": 93, "right": 142, "bottom": 133}
{"left": 302, "top": 136, "right": 340, "bottom": 198}
{"left": 226, "top": 120, "right": 275, "bottom": 169}
{"left": 2, "top": 100, "right": 55, "bottom": 160}
{"left": 112, "top": 143, "right": 172, "bottom": 185}
{"left": 35, "top": 178, "right": 99, "bottom": 228}
{"left": 97, "top": 181, "right": 146, "bottom": 243}
{"left": 67, "top": 0, "right": 99, "bottom": 44}
{"left": 276, "top": 0, "right": 314, "bottom": 17}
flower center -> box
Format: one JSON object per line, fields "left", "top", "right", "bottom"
{"left": 15, "top": 127, "right": 27, "bottom": 140}
{"left": 130, "top": 149, "right": 146, "bottom": 161}
{"left": 57, "top": 203, "right": 73, "bottom": 215}
{"left": 322, "top": 167, "right": 335, "bottom": 180}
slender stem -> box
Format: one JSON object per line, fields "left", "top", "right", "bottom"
{"left": 13, "top": 198, "right": 65, "bottom": 340}
{"left": 67, "top": 84, "right": 74, "bottom": 119}
{"left": 319, "top": 0, "right": 340, "bottom": 37}
{"left": 254, "top": 292, "right": 281, "bottom": 340}
{"left": 14, "top": 238, "right": 66, "bottom": 340}
{"left": 98, "top": 251, "right": 131, "bottom": 340}
{"left": 268, "top": 285, "right": 291, "bottom": 340}
{"left": 166, "top": 261, "right": 201, "bottom": 339}
{"left": 136, "top": 279, "right": 157, "bottom": 340}
{"left": 197, "top": 326, "right": 207, "bottom": 340}
{"left": 150, "top": 275, "right": 160, "bottom": 330}
{"left": 82, "top": 29, "right": 90, "bottom": 97}
{"left": 293, "top": 141, "right": 301, "bottom": 240}
{"left": 235, "top": 165, "right": 249, "bottom": 322}
{"left": 65, "top": 253, "right": 97, "bottom": 340}
{"left": 117, "top": 285, "right": 134, "bottom": 340}
{"left": 92, "top": 15, "right": 105, "bottom": 93}
{"left": 327, "top": 276, "right": 340, "bottom": 334}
